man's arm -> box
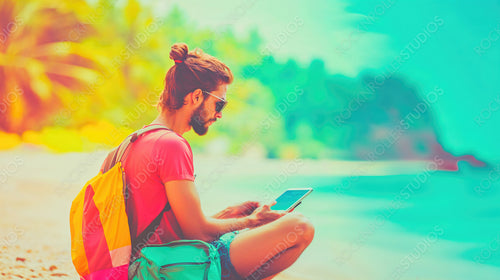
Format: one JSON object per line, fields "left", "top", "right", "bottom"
{"left": 165, "top": 180, "right": 254, "bottom": 242}
{"left": 211, "top": 201, "right": 260, "bottom": 219}
{"left": 165, "top": 180, "right": 284, "bottom": 242}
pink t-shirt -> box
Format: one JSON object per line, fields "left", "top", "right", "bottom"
{"left": 118, "top": 125, "right": 195, "bottom": 246}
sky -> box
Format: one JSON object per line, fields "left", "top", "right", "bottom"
{"left": 147, "top": 0, "right": 392, "bottom": 75}
{"left": 144, "top": 0, "right": 500, "bottom": 163}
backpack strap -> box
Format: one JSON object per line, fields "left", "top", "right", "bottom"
{"left": 101, "top": 124, "right": 171, "bottom": 173}
{"left": 131, "top": 202, "right": 171, "bottom": 257}
{"left": 100, "top": 124, "right": 174, "bottom": 257}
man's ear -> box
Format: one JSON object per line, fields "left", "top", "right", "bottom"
{"left": 190, "top": 89, "right": 203, "bottom": 106}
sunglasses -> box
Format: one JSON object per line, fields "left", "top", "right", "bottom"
{"left": 202, "top": 91, "right": 227, "bottom": 112}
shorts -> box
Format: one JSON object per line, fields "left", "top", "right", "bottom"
{"left": 210, "top": 231, "right": 245, "bottom": 280}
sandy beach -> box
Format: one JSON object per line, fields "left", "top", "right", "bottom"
{"left": 1, "top": 146, "right": 354, "bottom": 280}
{"left": 2, "top": 146, "right": 499, "bottom": 280}
{"left": 0, "top": 145, "right": 398, "bottom": 280}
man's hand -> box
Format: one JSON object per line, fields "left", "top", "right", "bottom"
{"left": 212, "top": 201, "right": 260, "bottom": 219}
{"left": 247, "top": 202, "right": 286, "bottom": 228}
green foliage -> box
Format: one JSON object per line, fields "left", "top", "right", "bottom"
{"left": 0, "top": 0, "right": 441, "bottom": 160}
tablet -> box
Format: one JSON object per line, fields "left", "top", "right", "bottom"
{"left": 270, "top": 188, "right": 313, "bottom": 212}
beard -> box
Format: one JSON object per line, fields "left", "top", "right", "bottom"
{"left": 189, "top": 102, "right": 216, "bottom": 136}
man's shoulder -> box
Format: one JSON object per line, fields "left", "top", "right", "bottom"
{"left": 148, "top": 129, "right": 191, "bottom": 150}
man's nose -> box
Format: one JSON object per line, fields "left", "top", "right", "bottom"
{"left": 215, "top": 111, "right": 222, "bottom": 119}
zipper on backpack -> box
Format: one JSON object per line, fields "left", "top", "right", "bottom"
{"left": 160, "top": 260, "right": 210, "bottom": 268}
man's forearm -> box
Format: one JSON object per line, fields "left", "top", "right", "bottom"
{"left": 211, "top": 207, "right": 233, "bottom": 219}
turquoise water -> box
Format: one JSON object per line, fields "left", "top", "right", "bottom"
{"left": 321, "top": 171, "right": 500, "bottom": 246}
{"left": 201, "top": 166, "right": 500, "bottom": 279}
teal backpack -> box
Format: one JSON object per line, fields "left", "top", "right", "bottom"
{"left": 129, "top": 240, "right": 221, "bottom": 280}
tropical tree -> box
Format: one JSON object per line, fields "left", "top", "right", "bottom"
{"left": 0, "top": 0, "right": 101, "bottom": 133}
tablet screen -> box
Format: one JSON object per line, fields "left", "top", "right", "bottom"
{"left": 270, "top": 189, "right": 311, "bottom": 211}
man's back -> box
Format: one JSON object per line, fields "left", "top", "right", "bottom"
{"left": 118, "top": 126, "right": 195, "bottom": 246}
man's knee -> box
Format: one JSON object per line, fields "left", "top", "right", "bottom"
{"left": 281, "top": 212, "right": 315, "bottom": 246}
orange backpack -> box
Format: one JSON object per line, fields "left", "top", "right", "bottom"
{"left": 69, "top": 125, "right": 170, "bottom": 279}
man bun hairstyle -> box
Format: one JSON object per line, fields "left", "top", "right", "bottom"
{"left": 160, "top": 42, "right": 233, "bottom": 110}
{"left": 170, "top": 43, "right": 188, "bottom": 63}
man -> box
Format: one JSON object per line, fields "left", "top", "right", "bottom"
{"left": 122, "top": 43, "right": 314, "bottom": 280}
